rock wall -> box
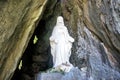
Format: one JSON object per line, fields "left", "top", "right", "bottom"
{"left": 0, "top": 0, "right": 48, "bottom": 80}
{"left": 60, "top": 0, "right": 120, "bottom": 79}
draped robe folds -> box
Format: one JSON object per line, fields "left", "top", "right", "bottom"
{"left": 49, "top": 16, "right": 74, "bottom": 72}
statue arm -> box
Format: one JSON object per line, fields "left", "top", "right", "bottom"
{"left": 49, "top": 36, "right": 54, "bottom": 41}
{"left": 49, "top": 27, "right": 57, "bottom": 41}
{"left": 49, "top": 36, "right": 58, "bottom": 43}
{"left": 65, "top": 27, "right": 74, "bottom": 42}
{"left": 68, "top": 37, "right": 74, "bottom": 42}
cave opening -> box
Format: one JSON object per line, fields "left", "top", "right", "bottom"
{"left": 11, "top": 1, "right": 62, "bottom": 79}
{"left": 11, "top": 19, "right": 53, "bottom": 80}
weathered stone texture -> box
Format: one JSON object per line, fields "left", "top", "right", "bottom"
{"left": 0, "top": 0, "right": 47, "bottom": 80}
{"left": 59, "top": 0, "right": 120, "bottom": 79}
{"left": 60, "top": 0, "right": 120, "bottom": 68}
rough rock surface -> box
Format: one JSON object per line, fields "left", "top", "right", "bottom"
{"left": 36, "top": 67, "right": 120, "bottom": 80}
{"left": 0, "top": 0, "right": 48, "bottom": 80}
{"left": 36, "top": 68, "right": 82, "bottom": 80}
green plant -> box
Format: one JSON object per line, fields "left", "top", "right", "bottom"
{"left": 33, "top": 35, "right": 38, "bottom": 44}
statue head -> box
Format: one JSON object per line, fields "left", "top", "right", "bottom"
{"left": 56, "top": 16, "right": 64, "bottom": 26}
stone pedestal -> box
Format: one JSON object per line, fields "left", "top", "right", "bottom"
{"left": 36, "top": 73, "right": 63, "bottom": 80}
{"left": 35, "top": 68, "right": 83, "bottom": 80}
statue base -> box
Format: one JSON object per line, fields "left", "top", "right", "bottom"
{"left": 35, "top": 67, "right": 83, "bottom": 80}
{"left": 53, "top": 63, "right": 74, "bottom": 72}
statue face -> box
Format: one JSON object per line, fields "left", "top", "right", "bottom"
{"left": 56, "top": 16, "right": 64, "bottom": 26}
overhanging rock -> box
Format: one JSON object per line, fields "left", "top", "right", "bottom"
{"left": 0, "top": 0, "right": 48, "bottom": 80}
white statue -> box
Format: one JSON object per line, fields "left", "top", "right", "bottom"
{"left": 49, "top": 16, "right": 74, "bottom": 72}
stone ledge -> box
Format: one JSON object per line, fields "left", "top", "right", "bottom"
{"left": 35, "top": 67, "right": 83, "bottom": 80}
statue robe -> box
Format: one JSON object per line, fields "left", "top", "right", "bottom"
{"left": 49, "top": 16, "right": 74, "bottom": 71}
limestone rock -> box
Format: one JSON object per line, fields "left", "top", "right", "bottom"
{"left": 0, "top": 0, "right": 48, "bottom": 80}
{"left": 60, "top": 0, "right": 120, "bottom": 79}
{"left": 36, "top": 68, "right": 83, "bottom": 80}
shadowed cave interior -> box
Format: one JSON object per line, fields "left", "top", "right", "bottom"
{"left": 12, "top": 1, "right": 62, "bottom": 79}
{"left": 11, "top": 19, "right": 53, "bottom": 80}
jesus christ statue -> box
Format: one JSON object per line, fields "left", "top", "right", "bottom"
{"left": 49, "top": 16, "right": 74, "bottom": 72}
